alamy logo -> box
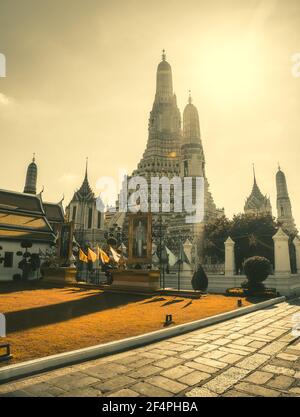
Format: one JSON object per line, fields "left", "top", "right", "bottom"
{"left": 0, "top": 53, "right": 6, "bottom": 77}
{"left": 0, "top": 313, "right": 5, "bottom": 337}
{"left": 96, "top": 174, "right": 205, "bottom": 224}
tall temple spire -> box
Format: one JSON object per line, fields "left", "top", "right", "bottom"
{"left": 276, "top": 166, "right": 297, "bottom": 235}
{"left": 183, "top": 92, "right": 201, "bottom": 145}
{"left": 23, "top": 154, "right": 37, "bottom": 194}
{"left": 155, "top": 49, "right": 173, "bottom": 102}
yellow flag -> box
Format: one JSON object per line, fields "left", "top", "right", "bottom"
{"left": 79, "top": 248, "right": 88, "bottom": 263}
{"left": 110, "top": 246, "right": 120, "bottom": 263}
{"left": 97, "top": 246, "right": 110, "bottom": 264}
{"left": 87, "top": 248, "right": 97, "bottom": 263}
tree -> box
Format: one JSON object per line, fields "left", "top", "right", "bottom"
{"left": 203, "top": 215, "right": 231, "bottom": 262}
{"left": 203, "top": 213, "right": 278, "bottom": 271}
{"left": 230, "top": 213, "right": 277, "bottom": 272}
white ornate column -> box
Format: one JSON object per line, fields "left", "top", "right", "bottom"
{"left": 293, "top": 237, "right": 300, "bottom": 274}
{"left": 272, "top": 228, "right": 291, "bottom": 276}
{"left": 183, "top": 239, "right": 193, "bottom": 264}
{"left": 224, "top": 237, "right": 235, "bottom": 276}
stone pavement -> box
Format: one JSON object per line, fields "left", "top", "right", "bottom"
{"left": 1, "top": 299, "right": 300, "bottom": 397}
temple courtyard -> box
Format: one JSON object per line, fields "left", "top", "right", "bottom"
{"left": 0, "top": 282, "right": 254, "bottom": 365}
{"left": 0, "top": 297, "right": 300, "bottom": 397}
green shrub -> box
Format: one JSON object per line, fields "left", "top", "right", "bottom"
{"left": 243, "top": 256, "right": 271, "bottom": 292}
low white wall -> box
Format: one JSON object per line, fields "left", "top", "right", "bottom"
{"left": 163, "top": 270, "right": 300, "bottom": 297}
{"left": 0, "top": 241, "right": 50, "bottom": 282}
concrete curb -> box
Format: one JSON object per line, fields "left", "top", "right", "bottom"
{"left": 0, "top": 295, "right": 285, "bottom": 384}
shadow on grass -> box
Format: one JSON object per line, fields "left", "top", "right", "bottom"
{"left": 161, "top": 298, "right": 184, "bottom": 307}
{"left": 141, "top": 297, "right": 166, "bottom": 304}
{"left": 5, "top": 291, "right": 148, "bottom": 334}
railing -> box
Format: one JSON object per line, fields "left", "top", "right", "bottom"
{"left": 76, "top": 267, "right": 108, "bottom": 285}
{"left": 202, "top": 263, "right": 225, "bottom": 274}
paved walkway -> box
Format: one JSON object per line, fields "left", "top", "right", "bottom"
{"left": 1, "top": 299, "right": 300, "bottom": 397}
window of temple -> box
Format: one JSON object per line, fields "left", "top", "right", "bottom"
{"left": 88, "top": 208, "right": 93, "bottom": 229}
{"left": 4, "top": 252, "right": 13, "bottom": 268}
{"left": 72, "top": 206, "right": 77, "bottom": 222}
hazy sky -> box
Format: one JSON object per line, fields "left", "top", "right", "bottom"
{"left": 0, "top": 0, "right": 299, "bottom": 225}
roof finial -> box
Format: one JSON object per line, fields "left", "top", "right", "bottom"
{"left": 278, "top": 161, "right": 281, "bottom": 171}
{"left": 85, "top": 157, "right": 88, "bottom": 179}
{"left": 188, "top": 90, "right": 192, "bottom": 104}
{"left": 32, "top": 152, "right": 35, "bottom": 163}
{"left": 252, "top": 163, "right": 256, "bottom": 183}
{"left": 162, "top": 49, "right": 166, "bottom": 61}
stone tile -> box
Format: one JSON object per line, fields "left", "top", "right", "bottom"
{"left": 219, "top": 353, "right": 243, "bottom": 364}
{"left": 107, "top": 389, "right": 139, "bottom": 397}
{"left": 213, "top": 338, "right": 232, "bottom": 346}
{"left": 3, "top": 390, "right": 33, "bottom": 397}
{"left": 262, "top": 365, "right": 295, "bottom": 377}
{"left": 228, "top": 344, "right": 256, "bottom": 353}
{"left": 236, "top": 353, "right": 270, "bottom": 371}
{"left": 140, "top": 352, "right": 166, "bottom": 360}
{"left": 21, "top": 382, "right": 65, "bottom": 397}
{"left": 154, "top": 357, "right": 183, "bottom": 369}
{"left": 203, "top": 350, "right": 228, "bottom": 360}
{"left": 185, "top": 387, "right": 218, "bottom": 397}
{"left": 195, "top": 343, "right": 219, "bottom": 353}
{"left": 231, "top": 337, "right": 254, "bottom": 346}
{"left": 129, "top": 365, "right": 162, "bottom": 379}
{"left": 219, "top": 346, "right": 250, "bottom": 356}
{"left": 112, "top": 355, "right": 139, "bottom": 365}
{"left": 94, "top": 376, "right": 135, "bottom": 393}
{"left": 150, "top": 349, "right": 181, "bottom": 356}
{"left": 260, "top": 341, "right": 287, "bottom": 356}
{"left": 276, "top": 353, "right": 299, "bottom": 362}
{"left": 248, "top": 341, "right": 267, "bottom": 349}
{"left": 185, "top": 361, "right": 219, "bottom": 374}
{"left": 161, "top": 365, "right": 193, "bottom": 380}
{"left": 84, "top": 363, "right": 129, "bottom": 378}
{"left": 234, "top": 382, "right": 280, "bottom": 397}
{"left": 127, "top": 358, "right": 154, "bottom": 369}
{"left": 179, "top": 350, "right": 202, "bottom": 360}
{"left": 126, "top": 382, "right": 172, "bottom": 397}
{"left": 58, "top": 387, "right": 102, "bottom": 397}
{"left": 50, "top": 373, "right": 99, "bottom": 390}
{"left": 244, "top": 371, "right": 273, "bottom": 385}
{"left": 289, "top": 387, "right": 300, "bottom": 395}
{"left": 267, "top": 375, "right": 294, "bottom": 390}
{"left": 146, "top": 376, "right": 187, "bottom": 394}
{"left": 202, "top": 367, "right": 249, "bottom": 394}
{"left": 194, "top": 357, "right": 227, "bottom": 370}
{"left": 178, "top": 371, "right": 210, "bottom": 386}
{"left": 223, "top": 390, "right": 252, "bottom": 397}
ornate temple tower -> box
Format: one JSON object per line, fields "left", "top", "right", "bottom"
{"left": 65, "top": 160, "right": 104, "bottom": 245}
{"left": 276, "top": 166, "right": 298, "bottom": 235}
{"left": 23, "top": 154, "right": 37, "bottom": 194}
{"left": 180, "top": 93, "right": 220, "bottom": 222}
{"left": 244, "top": 166, "right": 272, "bottom": 216}
{"left": 133, "top": 50, "right": 182, "bottom": 179}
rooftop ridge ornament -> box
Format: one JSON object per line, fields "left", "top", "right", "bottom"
{"left": 252, "top": 163, "right": 256, "bottom": 183}
{"left": 32, "top": 152, "right": 35, "bottom": 163}
{"left": 162, "top": 49, "right": 166, "bottom": 61}
{"left": 85, "top": 157, "right": 88, "bottom": 179}
{"left": 188, "top": 90, "right": 192, "bottom": 104}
